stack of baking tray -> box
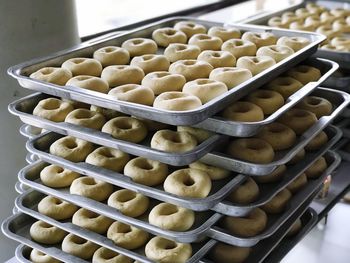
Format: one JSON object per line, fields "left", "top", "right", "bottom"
{"left": 3, "top": 16, "right": 348, "bottom": 263}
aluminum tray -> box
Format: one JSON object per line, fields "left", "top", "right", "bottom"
{"left": 25, "top": 153, "right": 38, "bottom": 164}
{"left": 16, "top": 191, "right": 216, "bottom": 263}
{"left": 18, "top": 151, "right": 340, "bottom": 247}
{"left": 212, "top": 134, "right": 341, "bottom": 216}
{"left": 10, "top": 93, "right": 226, "bottom": 166}
{"left": 194, "top": 58, "right": 338, "bottom": 137}
{"left": 239, "top": 1, "right": 350, "bottom": 69}
{"left": 8, "top": 17, "right": 325, "bottom": 126}
{"left": 19, "top": 124, "right": 41, "bottom": 139}
{"left": 1, "top": 214, "right": 88, "bottom": 263}
{"left": 15, "top": 182, "right": 27, "bottom": 194}
{"left": 15, "top": 245, "right": 31, "bottom": 263}
{"left": 324, "top": 69, "right": 350, "bottom": 91}
{"left": 200, "top": 88, "right": 350, "bottom": 175}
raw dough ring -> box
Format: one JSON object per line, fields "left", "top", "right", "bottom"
{"left": 93, "top": 247, "right": 133, "bottom": 263}
{"left": 85, "top": 146, "right": 130, "bottom": 172}
{"left": 65, "top": 108, "right": 106, "bottom": 130}
{"left": 107, "top": 221, "right": 149, "bottom": 249}
{"left": 188, "top": 33, "right": 223, "bottom": 51}
{"left": 163, "top": 168, "right": 212, "bottom": 198}
{"left": 62, "top": 234, "right": 99, "bottom": 260}
{"left": 40, "top": 164, "right": 80, "bottom": 188}
{"left": 236, "top": 56, "right": 276, "bottom": 76}
{"left": 153, "top": 91, "right": 202, "bottom": 111}
{"left": 70, "top": 177, "right": 114, "bottom": 201}
{"left": 287, "top": 173, "right": 308, "bottom": 193}
{"left": 221, "top": 39, "right": 257, "bottom": 59}
{"left": 61, "top": 58, "right": 102, "bottom": 77}
{"left": 108, "top": 84, "right": 155, "bottom": 106}
{"left": 266, "top": 76, "right": 303, "bottom": 99}
{"left": 30, "top": 249, "right": 61, "bottom": 263}
{"left": 164, "top": 43, "right": 201, "bottom": 62}
{"left": 209, "top": 67, "right": 252, "bottom": 89}
{"left": 148, "top": 202, "right": 195, "bottom": 231}
{"left": 72, "top": 208, "right": 113, "bottom": 234}
{"left": 30, "top": 67, "right": 72, "bottom": 86}
{"left": 209, "top": 242, "right": 251, "bottom": 263}
{"left": 101, "top": 116, "right": 148, "bottom": 143}
{"left": 256, "top": 45, "right": 294, "bottom": 62}
{"left": 169, "top": 59, "right": 213, "bottom": 81}
{"left": 177, "top": 126, "right": 213, "bottom": 143}
{"left": 174, "top": 21, "right": 207, "bottom": 38}
{"left": 151, "top": 130, "right": 198, "bottom": 153}
{"left": 288, "top": 148, "right": 306, "bottom": 165}
{"left": 33, "top": 98, "right": 74, "bottom": 122}
{"left": 130, "top": 54, "right": 170, "bottom": 74}
{"left": 305, "top": 157, "right": 327, "bottom": 179}
{"left": 228, "top": 177, "right": 260, "bottom": 204}
{"left": 278, "top": 109, "right": 317, "bottom": 135}
{"left": 256, "top": 122, "right": 296, "bottom": 150}
{"left": 208, "top": 26, "right": 241, "bottom": 41}
{"left": 101, "top": 65, "right": 145, "bottom": 87}
{"left": 124, "top": 157, "right": 168, "bottom": 186}
{"left": 296, "top": 96, "right": 333, "bottom": 118}
{"left": 276, "top": 36, "right": 311, "bottom": 51}
{"left": 142, "top": 71, "right": 186, "bottom": 95}
{"left": 188, "top": 161, "right": 230, "bottom": 180}
{"left": 121, "top": 38, "right": 158, "bottom": 57}
{"left": 107, "top": 189, "right": 149, "bottom": 217}
{"left": 93, "top": 46, "right": 130, "bottom": 67}
{"left": 152, "top": 27, "right": 187, "bottom": 47}
{"left": 246, "top": 89, "right": 285, "bottom": 115}
{"left": 38, "top": 195, "right": 78, "bottom": 220}
{"left": 227, "top": 138, "right": 275, "bottom": 164}
{"left": 305, "top": 131, "right": 328, "bottom": 151}
{"left": 241, "top": 32, "right": 277, "bottom": 48}
{"left": 145, "top": 236, "right": 192, "bottom": 263}
{"left": 49, "top": 136, "right": 94, "bottom": 162}
{"left": 66, "top": 75, "right": 109, "bottom": 93}
{"left": 261, "top": 188, "right": 292, "bottom": 214}
{"left": 197, "top": 50, "right": 236, "bottom": 68}
{"left": 30, "top": 221, "right": 67, "bottom": 245}
{"left": 221, "top": 101, "right": 264, "bottom": 122}
{"left": 254, "top": 165, "right": 286, "bottom": 184}
{"left": 223, "top": 208, "right": 268, "bottom": 237}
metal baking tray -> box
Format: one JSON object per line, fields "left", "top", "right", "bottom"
{"left": 10, "top": 93, "right": 226, "bottom": 166}
{"left": 25, "top": 132, "right": 246, "bottom": 212}
{"left": 16, "top": 191, "right": 216, "bottom": 263}
{"left": 25, "top": 153, "right": 38, "bottom": 164}
{"left": 15, "top": 182, "right": 28, "bottom": 194}
{"left": 15, "top": 245, "right": 31, "bottom": 263}
{"left": 1, "top": 213, "right": 88, "bottom": 263}
{"left": 200, "top": 88, "right": 350, "bottom": 175}
{"left": 333, "top": 138, "right": 350, "bottom": 162}
{"left": 337, "top": 118, "right": 350, "bottom": 139}
{"left": 8, "top": 17, "right": 325, "bottom": 126}
{"left": 212, "top": 134, "right": 341, "bottom": 216}
{"left": 206, "top": 151, "right": 339, "bottom": 246}
{"left": 324, "top": 69, "right": 350, "bottom": 91}
{"left": 239, "top": 1, "right": 350, "bottom": 69}
{"left": 19, "top": 124, "right": 42, "bottom": 139}
{"left": 194, "top": 58, "right": 338, "bottom": 137}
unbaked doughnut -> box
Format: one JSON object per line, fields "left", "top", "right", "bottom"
{"left": 228, "top": 177, "right": 259, "bottom": 204}
{"left": 197, "top": 50, "right": 236, "bottom": 68}
{"left": 153, "top": 91, "right": 202, "bottom": 111}
{"left": 121, "top": 38, "right": 157, "bottom": 57}
{"left": 164, "top": 43, "right": 201, "bottom": 62}
{"left": 163, "top": 168, "right": 212, "bottom": 198}
{"left": 295, "top": 8, "right": 311, "bottom": 18}
{"left": 188, "top": 33, "right": 223, "bottom": 51}
{"left": 49, "top": 136, "right": 94, "bottom": 162}
{"left": 107, "top": 189, "right": 149, "bottom": 217}
{"left": 107, "top": 221, "right": 149, "bottom": 249}
{"left": 108, "top": 84, "right": 154, "bottom": 106}
{"left": 246, "top": 90, "right": 285, "bottom": 115}
{"left": 305, "top": 131, "right": 328, "bottom": 151}
{"left": 145, "top": 236, "right": 192, "bottom": 263}
{"left": 254, "top": 165, "right": 286, "bottom": 184}
{"left": 330, "top": 8, "right": 350, "bottom": 18}
{"left": 169, "top": 59, "right": 213, "bottom": 81}
{"left": 227, "top": 138, "right": 275, "bottom": 164}
{"left": 38, "top": 195, "right": 78, "bottom": 220}
{"left": 208, "top": 26, "right": 241, "bottom": 41}
{"left": 40, "top": 164, "right": 80, "bottom": 188}
{"left": 221, "top": 101, "right": 264, "bottom": 122}
{"left": 321, "top": 43, "right": 350, "bottom": 52}
{"left": 286, "top": 65, "right": 321, "bottom": 85}
{"left": 141, "top": 71, "right": 186, "bottom": 95}
{"left": 85, "top": 146, "right": 130, "bottom": 172}
{"left": 236, "top": 56, "right": 276, "bottom": 76}
{"left": 66, "top": 75, "right": 109, "bottom": 93}
{"left": 288, "top": 148, "right": 305, "bottom": 165}
{"left": 209, "top": 242, "right": 251, "bottom": 263}
{"left": 333, "top": 20, "right": 350, "bottom": 33}
{"left": 289, "top": 21, "right": 315, "bottom": 31}
{"left": 174, "top": 21, "right": 207, "bottom": 38}
{"left": 130, "top": 54, "right": 170, "bottom": 74}
{"left": 133, "top": 116, "right": 170, "bottom": 131}
{"left": 92, "top": 247, "right": 133, "bottom": 263}
{"left": 287, "top": 173, "right": 307, "bottom": 193}
{"left": 65, "top": 109, "right": 106, "bottom": 130}
{"left": 149, "top": 202, "right": 195, "bottom": 231}
{"left": 316, "top": 25, "right": 341, "bottom": 40}
{"left": 62, "top": 58, "right": 102, "bottom": 77}
{"left": 261, "top": 188, "right": 292, "bottom": 214}
{"left": 287, "top": 218, "right": 302, "bottom": 237}
{"left": 306, "top": 3, "right": 326, "bottom": 14}
{"left": 276, "top": 36, "right": 311, "bottom": 51}
{"left": 282, "top": 12, "right": 303, "bottom": 24}
{"left": 62, "top": 234, "right": 99, "bottom": 260}
{"left": 241, "top": 32, "right": 277, "bottom": 48}
{"left": 297, "top": 96, "right": 332, "bottom": 118}
{"left": 209, "top": 67, "right": 252, "bottom": 89}
{"left": 266, "top": 76, "right": 303, "bottom": 99}
{"left": 102, "top": 116, "right": 148, "bottom": 143}
{"left": 268, "top": 16, "right": 290, "bottom": 28}
{"left": 304, "top": 16, "right": 322, "bottom": 29}
{"left": 30, "top": 67, "right": 72, "bottom": 86}
{"left": 72, "top": 208, "right": 113, "bottom": 234}
{"left": 151, "top": 130, "right": 198, "bottom": 153}
{"left": 93, "top": 46, "right": 130, "bottom": 67}
{"left": 256, "top": 122, "right": 296, "bottom": 150}
{"left": 177, "top": 126, "right": 213, "bottom": 143}
{"left": 320, "top": 11, "right": 337, "bottom": 24}
{"left": 188, "top": 161, "right": 230, "bottom": 180}
{"left": 182, "top": 78, "right": 228, "bottom": 104}
{"left": 70, "top": 176, "right": 114, "bottom": 201}
{"left": 33, "top": 98, "right": 74, "bottom": 122}
{"left": 223, "top": 208, "right": 267, "bottom": 237}
{"left": 152, "top": 27, "right": 187, "bottom": 47}
{"left": 279, "top": 109, "right": 317, "bottom": 135}
{"left": 124, "top": 157, "right": 168, "bottom": 186}
{"left": 256, "top": 45, "right": 294, "bottom": 62}
{"left": 331, "top": 36, "right": 350, "bottom": 47}
{"left": 30, "top": 249, "right": 61, "bottom": 263}
{"left": 221, "top": 39, "right": 257, "bottom": 59}
{"left": 101, "top": 65, "right": 145, "bottom": 87}
{"left": 305, "top": 157, "right": 327, "bottom": 179}
{"left": 30, "top": 221, "right": 67, "bottom": 245}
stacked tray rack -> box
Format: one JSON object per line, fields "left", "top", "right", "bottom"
{"left": 3, "top": 16, "right": 349, "bottom": 263}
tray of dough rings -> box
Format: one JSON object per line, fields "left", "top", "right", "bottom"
{"left": 8, "top": 58, "right": 339, "bottom": 140}
{"left": 19, "top": 124, "right": 42, "bottom": 139}
{"left": 212, "top": 129, "right": 341, "bottom": 216}
{"left": 239, "top": 1, "right": 350, "bottom": 69}
{"left": 7, "top": 17, "right": 326, "bottom": 126}
{"left": 9, "top": 93, "right": 227, "bottom": 167}
{"left": 324, "top": 68, "right": 350, "bottom": 91}
{"left": 17, "top": 151, "right": 340, "bottom": 247}
{"left": 199, "top": 87, "right": 350, "bottom": 175}
{"left": 199, "top": 207, "right": 318, "bottom": 263}
{"left": 194, "top": 57, "right": 338, "bottom": 137}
